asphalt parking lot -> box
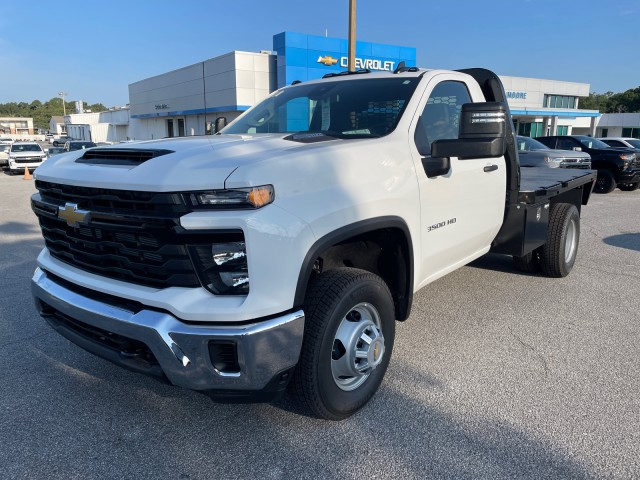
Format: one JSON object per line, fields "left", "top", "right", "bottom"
{"left": 0, "top": 172, "right": 638, "bottom": 479}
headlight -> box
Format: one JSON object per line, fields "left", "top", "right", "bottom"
{"left": 189, "top": 233, "right": 249, "bottom": 295}
{"left": 188, "top": 185, "right": 274, "bottom": 209}
{"left": 619, "top": 153, "right": 636, "bottom": 161}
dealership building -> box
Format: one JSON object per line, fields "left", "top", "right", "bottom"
{"left": 126, "top": 31, "right": 599, "bottom": 140}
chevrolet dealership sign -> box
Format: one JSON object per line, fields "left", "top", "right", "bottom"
{"left": 317, "top": 55, "right": 396, "bottom": 72}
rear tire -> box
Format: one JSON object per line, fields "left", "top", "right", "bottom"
{"left": 594, "top": 170, "right": 616, "bottom": 194}
{"left": 618, "top": 182, "right": 639, "bottom": 192}
{"left": 290, "top": 268, "right": 395, "bottom": 420}
{"left": 540, "top": 203, "right": 580, "bottom": 278}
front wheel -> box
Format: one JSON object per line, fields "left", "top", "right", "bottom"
{"left": 541, "top": 203, "right": 580, "bottom": 278}
{"left": 594, "top": 170, "right": 616, "bottom": 194}
{"left": 290, "top": 268, "right": 395, "bottom": 420}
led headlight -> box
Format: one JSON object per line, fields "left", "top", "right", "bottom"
{"left": 189, "top": 235, "right": 249, "bottom": 295}
{"left": 189, "top": 185, "right": 274, "bottom": 209}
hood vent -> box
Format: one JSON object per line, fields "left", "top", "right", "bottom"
{"left": 76, "top": 148, "right": 174, "bottom": 166}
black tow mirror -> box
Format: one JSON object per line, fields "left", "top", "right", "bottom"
{"left": 431, "top": 102, "right": 508, "bottom": 159}
{"left": 214, "top": 117, "right": 227, "bottom": 134}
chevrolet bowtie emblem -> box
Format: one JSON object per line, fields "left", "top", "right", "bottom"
{"left": 317, "top": 55, "right": 338, "bottom": 66}
{"left": 58, "top": 202, "right": 91, "bottom": 227}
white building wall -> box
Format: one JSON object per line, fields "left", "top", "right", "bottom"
{"left": 129, "top": 51, "right": 276, "bottom": 140}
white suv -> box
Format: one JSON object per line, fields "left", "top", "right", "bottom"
{"left": 7, "top": 143, "right": 47, "bottom": 174}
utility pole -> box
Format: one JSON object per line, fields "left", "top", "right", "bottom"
{"left": 348, "top": 0, "right": 356, "bottom": 71}
{"left": 58, "top": 91, "right": 67, "bottom": 116}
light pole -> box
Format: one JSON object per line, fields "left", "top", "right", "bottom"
{"left": 58, "top": 91, "right": 67, "bottom": 116}
{"left": 348, "top": 0, "right": 356, "bottom": 71}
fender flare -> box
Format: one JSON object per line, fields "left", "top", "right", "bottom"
{"left": 293, "top": 216, "right": 414, "bottom": 320}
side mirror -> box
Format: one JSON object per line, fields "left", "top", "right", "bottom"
{"left": 214, "top": 117, "right": 227, "bottom": 133}
{"left": 431, "top": 102, "right": 508, "bottom": 160}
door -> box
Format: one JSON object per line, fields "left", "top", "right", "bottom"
{"left": 410, "top": 74, "right": 506, "bottom": 288}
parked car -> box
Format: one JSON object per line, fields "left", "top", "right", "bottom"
{"left": 535, "top": 135, "right": 640, "bottom": 193}
{"left": 46, "top": 147, "right": 65, "bottom": 156}
{"left": 63, "top": 141, "right": 97, "bottom": 152}
{"left": 598, "top": 137, "right": 640, "bottom": 150}
{"left": 52, "top": 136, "right": 73, "bottom": 146}
{"left": 7, "top": 142, "right": 47, "bottom": 174}
{"left": 516, "top": 136, "right": 591, "bottom": 169}
{"left": 0, "top": 137, "right": 13, "bottom": 145}
{"left": 0, "top": 144, "right": 10, "bottom": 167}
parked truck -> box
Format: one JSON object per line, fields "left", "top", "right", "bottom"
{"left": 31, "top": 68, "right": 595, "bottom": 420}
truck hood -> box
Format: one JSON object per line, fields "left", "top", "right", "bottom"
{"left": 34, "top": 134, "right": 342, "bottom": 191}
{"left": 531, "top": 148, "right": 591, "bottom": 161}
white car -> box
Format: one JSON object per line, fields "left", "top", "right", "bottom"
{"left": 598, "top": 137, "right": 640, "bottom": 150}
{"left": 7, "top": 142, "right": 47, "bottom": 174}
{"left": 0, "top": 144, "right": 10, "bottom": 167}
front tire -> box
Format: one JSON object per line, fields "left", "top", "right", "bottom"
{"left": 594, "top": 170, "right": 616, "bottom": 194}
{"left": 291, "top": 268, "right": 395, "bottom": 420}
{"left": 541, "top": 203, "right": 580, "bottom": 278}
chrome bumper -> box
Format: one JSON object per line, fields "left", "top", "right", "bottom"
{"left": 31, "top": 268, "right": 305, "bottom": 392}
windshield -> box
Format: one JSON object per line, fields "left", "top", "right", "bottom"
{"left": 11, "top": 144, "right": 42, "bottom": 152}
{"left": 576, "top": 136, "right": 610, "bottom": 149}
{"left": 69, "top": 142, "right": 96, "bottom": 150}
{"left": 517, "top": 136, "right": 549, "bottom": 151}
{"left": 223, "top": 77, "right": 420, "bottom": 139}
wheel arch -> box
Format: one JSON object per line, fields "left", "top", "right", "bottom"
{"left": 294, "top": 216, "right": 414, "bottom": 321}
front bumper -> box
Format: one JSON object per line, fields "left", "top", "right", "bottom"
{"left": 31, "top": 268, "right": 305, "bottom": 400}
{"left": 616, "top": 168, "right": 640, "bottom": 184}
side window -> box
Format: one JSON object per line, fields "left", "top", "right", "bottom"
{"left": 557, "top": 138, "right": 576, "bottom": 150}
{"left": 606, "top": 140, "right": 623, "bottom": 147}
{"left": 414, "top": 81, "right": 472, "bottom": 156}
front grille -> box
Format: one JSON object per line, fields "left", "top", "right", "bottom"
{"left": 35, "top": 180, "right": 189, "bottom": 216}
{"left": 32, "top": 181, "right": 219, "bottom": 289}
{"left": 15, "top": 157, "right": 43, "bottom": 164}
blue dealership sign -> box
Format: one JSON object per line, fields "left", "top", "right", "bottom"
{"left": 273, "top": 32, "right": 417, "bottom": 88}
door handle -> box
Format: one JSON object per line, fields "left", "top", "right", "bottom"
{"left": 483, "top": 165, "right": 498, "bottom": 173}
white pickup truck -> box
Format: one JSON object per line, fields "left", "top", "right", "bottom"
{"left": 31, "top": 68, "right": 595, "bottom": 420}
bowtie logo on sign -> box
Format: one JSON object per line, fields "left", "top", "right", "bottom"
{"left": 317, "top": 55, "right": 339, "bottom": 66}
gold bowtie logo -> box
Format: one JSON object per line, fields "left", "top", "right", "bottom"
{"left": 317, "top": 55, "right": 338, "bottom": 66}
{"left": 58, "top": 202, "right": 91, "bottom": 227}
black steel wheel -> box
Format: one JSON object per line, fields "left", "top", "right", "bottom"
{"left": 290, "top": 268, "right": 395, "bottom": 420}
{"left": 594, "top": 170, "right": 616, "bottom": 194}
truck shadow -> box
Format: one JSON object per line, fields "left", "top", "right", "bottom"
{"left": 20, "top": 337, "right": 592, "bottom": 479}
{"left": 466, "top": 253, "right": 541, "bottom": 277}
{"left": 602, "top": 233, "right": 640, "bottom": 252}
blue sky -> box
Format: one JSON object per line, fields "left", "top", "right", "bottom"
{"left": 1, "top": 0, "right": 638, "bottom": 107}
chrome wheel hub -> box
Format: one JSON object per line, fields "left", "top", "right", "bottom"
{"left": 331, "top": 303, "right": 385, "bottom": 391}
{"left": 565, "top": 218, "right": 577, "bottom": 263}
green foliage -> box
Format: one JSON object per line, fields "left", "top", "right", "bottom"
{"left": 580, "top": 87, "right": 640, "bottom": 113}
{"left": 0, "top": 98, "right": 108, "bottom": 131}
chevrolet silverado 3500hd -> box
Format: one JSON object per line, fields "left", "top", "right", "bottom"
{"left": 31, "top": 68, "right": 595, "bottom": 420}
